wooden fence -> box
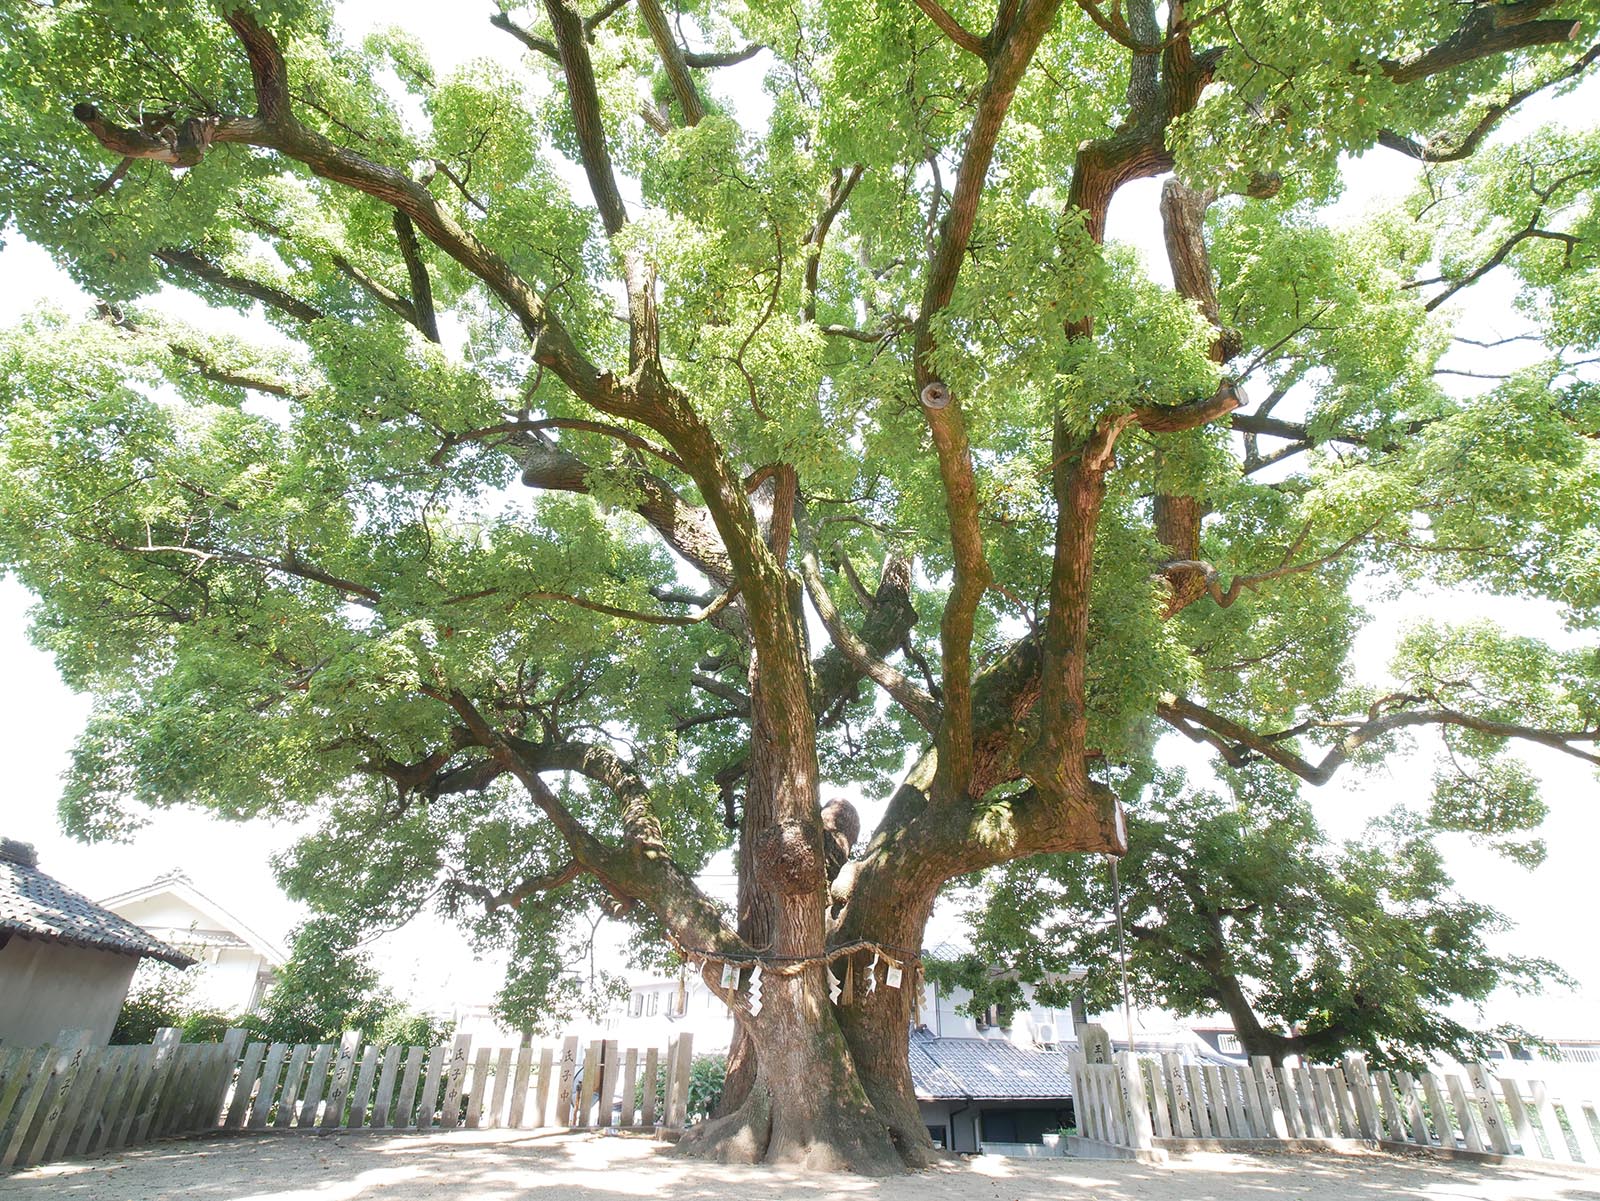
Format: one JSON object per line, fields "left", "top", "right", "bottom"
{"left": 1068, "top": 1047, "right": 1600, "bottom": 1166}
{"left": 0, "top": 1027, "right": 694, "bottom": 1173}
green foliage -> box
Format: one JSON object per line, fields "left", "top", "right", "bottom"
{"left": 951, "top": 768, "right": 1566, "bottom": 1069}
{"left": 640, "top": 1052, "right": 726, "bottom": 1124}
{"left": 111, "top": 960, "right": 245, "bottom": 1045}
{"left": 244, "top": 919, "right": 445, "bottom": 1046}
{"left": 0, "top": 0, "right": 1595, "bottom": 1045}
{"left": 112, "top": 961, "right": 202, "bottom": 1045}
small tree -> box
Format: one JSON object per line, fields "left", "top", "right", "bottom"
{"left": 948, "top": 768, "right": 1564, "bottom": 1068}
{"left": 113, "top": 960, "right": 236, "bottom": 1043}
{"left": 248, "top": 919, "right": 444, "bottom": 1045}
{"left": 112, "top": 961, "right": 198, "bottom": 1045}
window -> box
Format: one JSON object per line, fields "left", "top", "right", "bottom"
{"left": 1217, "top": 1033, "right": 1242, "bottom": 1054}
{"left": 646, "top": 991, "right": 660, "bottom": 1016}
{"left": 629, "top": 993, "right": 644, "bottom": 1018}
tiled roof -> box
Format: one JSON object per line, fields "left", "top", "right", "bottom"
{"left": 910, "top": 1030, "right": 1077, "bottom": 1101}
{"left": 0, "top": 840, "right": 195, "bottom": 968}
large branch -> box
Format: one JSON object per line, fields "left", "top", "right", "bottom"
{"left": 97, "top": 303, "right": 309, "bottom": 398}
{"left": 911, "top": 0, "right": 986, "bottom": 56}
{"left": 436, "top": 691, "right": 751, "bottom": 953}
{"left": 153, "top": 247, "right": 323, "bottom": 324}
{"left": 1382, "top": 3, "right": 1581, "bottom": 84}
{"left": 912, "top": 0, "right": 1062, "bottom": 798}
{"left": 637, "top": 0, "right": 705, "bottom": 125}
{"left": 118, "top": 540, "right": 382, "bottom": 606}
{"left": 1158, "top": 692, "right": 1600, "bottom": 784}
{"left": 799, "top": 537, "right": 940, "bottom": 735}
{"left": 1379, "top": 43, "right": 1600, "bottom": 162}
{"left": 514, "top": 432, "right": 734, "bottom": 587}
{"left": 76, "top": 12, "right": 621, "bottom": 420}
{"left": 391, "top": 211, "right": 441, "bottom": 343}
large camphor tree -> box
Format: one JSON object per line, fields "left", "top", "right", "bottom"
{"left": 1, "top": 0, "right": 1598, "bottom": 1173}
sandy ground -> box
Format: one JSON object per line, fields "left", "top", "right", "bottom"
{"left": 4, "top": 1129, "right": 1599, "bottom": 1201}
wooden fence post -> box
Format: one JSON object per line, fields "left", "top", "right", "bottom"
{"left": 1372, "top": 1070, "right": 1406, "bottom": 1141}
{"left": 556, "top": 1036, "right": 579, "bottom": 1127}
{"left": 248, "top": 1044, "right": 289, "bottom": 1129}
{"left": 1159, "top": 1052, "right": 1194, "bottom": 1137}
{"left": 297, "top": 1043, "right": 335, "bottom": 1127}
{"left": 394, "top": 1046, "right": 425, "bottom": 1129}
{"left": 534, "top": 1044, "right": 556, "bottom": 1128}
{"left": 661, "top": 1034, "right": 693, "bottom": 1130}
{"left": 271, "top": 1044, "right": 308, "bottom": 1128}
{"left": 1140, "top": 1059, "right": 1171, "bottom": 1137}
{"left": 597, "top": 1040, "right": 620, "bottom": 1129}
{"left": 621, "top": 1047, "right": 640, "bottom": 1128}
{"left": 508, "top": 1042, "right": 534, "bottom": 1129}
{"left": 43, "top": 1040, "right": 107, "bottom": 1162}
{"left": 1116, "top": 1052, "right": 1154, "bottom": 1149}
{"left": 464, "top": 1046, "right": 492, "bottom": 1129}
{"left": 225, "top": 1040, "right": 268, "bottom": 1130}
{"left": 1250, "top": 1056, "right": 1289, "bottom": 1139}
{"left": 438, "top": 1036, "right": 467, "bottom": 1132}
{"left": 321, "top": 1030, "right": 363, "bottom": 1130}
{"left": 1341, "top": 1055, "right": 1379, "bottom": 1140}
{"left": 1445, "top": 1073, "right": 1487, "bottom": 1152}
{"left": 487, "top": 1047, "right": 513, "bottom": 1129}
{"left": 348, "top": 1044, "right": 381, "bottom": 1129}
{"left": 577, "top": 1041, "right": 601, "bottom": 1128}
{"left": 1465, "top": 1063, "right": 1513, "bottom": 1155}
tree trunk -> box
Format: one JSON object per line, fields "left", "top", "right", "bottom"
{"left": 678, "top": 964, "right": 908, "bottom": 1173}
{"left": 680, "top": 634, "right": 912, "bottom": 1172}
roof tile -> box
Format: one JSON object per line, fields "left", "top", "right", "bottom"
{"left": 0, "top": 841, "right": 195, "bottom": 968}
{"left": 909, "top": 1030, "right": 1076, "bottom": 1101}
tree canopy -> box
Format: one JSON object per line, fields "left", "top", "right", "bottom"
{"left": 939, "top": 767, "right": 1565, "bottom": 1069}
{"left": 0, "top": 0, "right": 1597, "bottom": 1172}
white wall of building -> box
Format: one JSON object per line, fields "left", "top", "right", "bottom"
{"left": 0, "top": 937, "right": 138, "bottom": 1046}
{"left": 110, "top": 891, "right": 277, "bottom": 1014}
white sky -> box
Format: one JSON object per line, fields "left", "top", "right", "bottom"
{"left": 1, "top": 2, "right": 1596, "bottom": 1036}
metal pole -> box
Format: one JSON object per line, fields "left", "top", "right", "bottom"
{"left": 1110, "top": 856, "right": 1136, "bottom": 1054}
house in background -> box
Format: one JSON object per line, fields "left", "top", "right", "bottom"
{"left": 0, "top": 839, "right": 194, "bottom": 1045}
{"left": 604, "top": 957, "right": 1247, "bottom": 1152}
{"left": 101, "top": 871, "right": 286, "bottom": 1014}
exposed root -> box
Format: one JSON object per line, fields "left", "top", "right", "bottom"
{"left": 675, "top": 1080, "right": 908, "bottom": 1175}
{"left": 676, "top": 1085, "right": 773, "bottom": 1164}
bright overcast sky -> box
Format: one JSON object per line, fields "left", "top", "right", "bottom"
{"left": 0, "top": 2, "right": 1596, "bottom": 1036}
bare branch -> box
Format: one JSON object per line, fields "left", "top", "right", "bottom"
{"left": 911, "top": 0, "right": 986, "bottom": 56}
{"left": 637, "top": 0, "right": 705, "bottom": 125}
{"left": 154, "top": 247, "right": 323, "bottom": 323}
{"left": 1158, "top": 692, "right": 1600, "bottom": 785}
{"left": 799, "top": 530, "right": 940, "bottom": 735}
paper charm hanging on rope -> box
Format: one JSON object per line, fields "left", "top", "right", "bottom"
{"left": 885, "top": 957, "right": 903, "bottom": 990}
{"left": 747, "top": 964, "right": 763, "bottom": 1016}
{"left": 866, "top": 950, "right": 880, "bottom": 994}
{"left": 720, "top": 961, "right": 740, "bottom": 990}
{"left": 829, "top": 963, "right": 842, "bottom": 1004}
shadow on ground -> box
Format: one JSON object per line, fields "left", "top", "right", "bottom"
{"left": 6, "top": 1128, "right": 1600, "bottom": 1201}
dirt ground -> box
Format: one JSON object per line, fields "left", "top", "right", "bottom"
{"left": 5, "top": 1129, "right": 1599, "bottom": 1201}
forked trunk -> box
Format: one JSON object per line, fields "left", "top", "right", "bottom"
{"left": 680, "top": 647, "right": 929, "bottom": 1172}
{"left": 678, "top": 963, "right": 911, "bottom": 1173}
